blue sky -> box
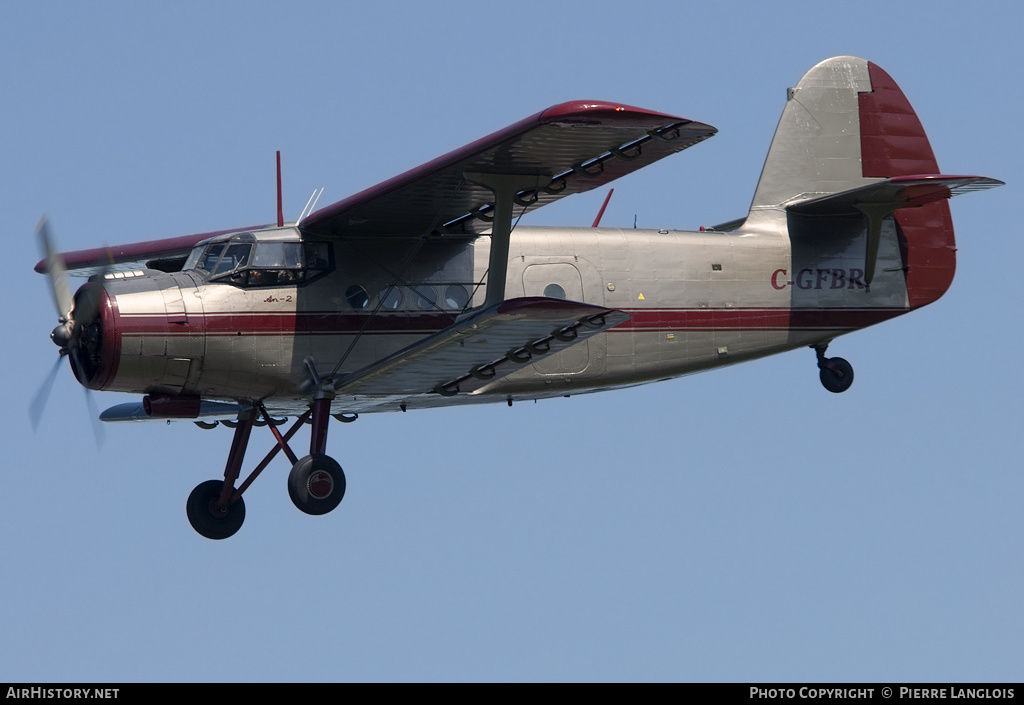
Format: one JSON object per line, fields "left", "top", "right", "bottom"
{"left": 2, "top": 1, "right": 1020, "bottom": 682}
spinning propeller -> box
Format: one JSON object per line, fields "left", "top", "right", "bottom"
{"left": 30, "top": 218, "right": 106, "bottom": 446}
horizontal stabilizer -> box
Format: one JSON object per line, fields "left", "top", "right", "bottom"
{"left": 787, "top": 174, "right": 1003, "bottom": 287}
{"left": 786, "top": 175, "right": 1003, "bottom": 216}
{"left": 334, "top": 297, "right": 629, "bottom": 397}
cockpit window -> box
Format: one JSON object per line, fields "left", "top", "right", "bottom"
{"left": 252, "top": 242, "right": 303, "bottom": 269}
{"left": 213, "top": 243, "right": 252, "bottom": 275}
{"left": 186, "top": 237, "right": 330, "bottom": 287}
{"left": 196, "top": 243, "right": 225, "bottom": 275}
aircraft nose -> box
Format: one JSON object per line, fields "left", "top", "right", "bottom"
{"left": 50, "top": 321, "right": 73, "bottom": 348}
{"left": 67, "top": 281, "right": 118, "bottom": 390}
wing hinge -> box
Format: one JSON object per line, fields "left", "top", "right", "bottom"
{"left": 439, "top": 121, "right": 707, "bottom": 236}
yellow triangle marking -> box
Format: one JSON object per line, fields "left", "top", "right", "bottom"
{"left": 638, "top": 293, "right": 645, "bottom": 300}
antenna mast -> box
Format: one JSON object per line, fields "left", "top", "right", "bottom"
{"left": 276, "top": 151, "right": 284, "bottom": 227}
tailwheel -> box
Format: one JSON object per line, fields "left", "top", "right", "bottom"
{"left": 288, "top": 454, "right": 346, "bottom": 516}
{"left": 818, "top": 356, "right": 854, "bottom": 393}
{"left": 812, "top": 344, "right": 854, "bottom": 394}
{"left": 186, "top": 480, "right": 246, "bottom": 540}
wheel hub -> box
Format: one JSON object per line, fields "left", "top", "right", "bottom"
{"left": 207, "top": 498, "right": 231, "bottom": 519}
{"left": 308, "top": 470, "right": 334, "bottom": 499}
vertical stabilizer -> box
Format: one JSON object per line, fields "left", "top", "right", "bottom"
{"left": 751, "top": 56, "right": 958, "bottom": 308}
{"left": 750, "top": 56, "right": 878, "bottom": 213}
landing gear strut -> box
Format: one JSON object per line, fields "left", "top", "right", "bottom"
{"left": 186, "top": 397, "right": 347, "bottom": 540}
{"left": 813, "top": 343, "right": 854, "bottom": 394}
{"left": 287, "top": 395, "right": 346, "bottom": 515}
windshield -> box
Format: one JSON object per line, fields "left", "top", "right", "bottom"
{"left": 213, "top": 243, "right": 252, "bottom": 275}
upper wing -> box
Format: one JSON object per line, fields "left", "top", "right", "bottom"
{"left": 37, "top": 101, "right": 715, "bottom": 275}
{"left": 300, "top": 101, "right": 716, "bottom": 239}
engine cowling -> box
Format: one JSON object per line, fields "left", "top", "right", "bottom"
{"left": 66, "top": 270, "right": 206, "bottom": 396}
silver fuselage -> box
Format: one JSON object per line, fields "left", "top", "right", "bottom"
{"left": 95, "top": 211, "right": 911, "bottom": 416}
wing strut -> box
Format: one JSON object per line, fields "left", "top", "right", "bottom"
{"left": 464, "top": 172, "right": 550, "bottom": 309}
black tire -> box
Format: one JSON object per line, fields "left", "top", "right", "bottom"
{"left": 288, "top": 454, "right": 346, "bottom": 516}
{"left": 186, "top": 480, "right": 245, "bottom": 540}
{"left": 819, "top": 356, "right": 854, "bottom": 393}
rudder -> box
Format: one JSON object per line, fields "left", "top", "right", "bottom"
{"left": 858, "top": 61, "right": 953, "bottom": 308}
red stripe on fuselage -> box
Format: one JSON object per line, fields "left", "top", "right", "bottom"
{"left": 616, "top": 307, "right": 905, "bottom": 331}
{"left": 114, "top": 306, "right": 906, "bottom": 336}
{"left": 115, "top": 310, "right": 457, "bottom": 336}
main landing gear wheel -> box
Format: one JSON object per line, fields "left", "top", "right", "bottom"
{"left": 186, "top": 480, "right": 246, "bottom": 540}
{"left": 288, "top": 454, "right": 346, "bottom": 515}
{"left": 819, "top": 356, "right": 854, "bottom": 393}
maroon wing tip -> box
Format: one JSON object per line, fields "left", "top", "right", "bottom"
{"left": 539, "top": 100, "right": 692, "bottom": 127}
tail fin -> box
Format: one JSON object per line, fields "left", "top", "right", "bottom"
{"left": 751, "top": 57, "right": 999, "bottom": 308}
{"left": 750, "top": 57, "right": 878, "bottom": 213}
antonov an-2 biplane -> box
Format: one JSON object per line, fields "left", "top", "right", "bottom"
{"left": 33, "top": 57, "right": 1001, "bottom": 539}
